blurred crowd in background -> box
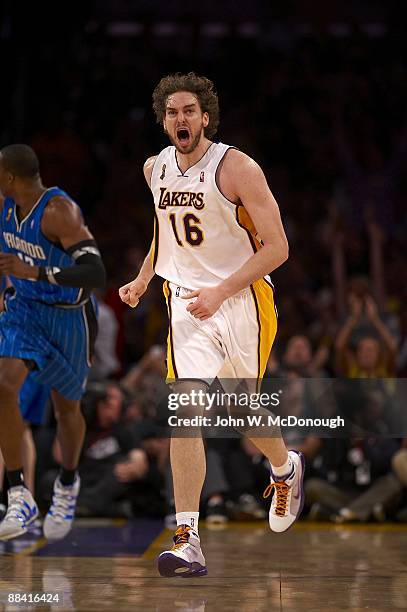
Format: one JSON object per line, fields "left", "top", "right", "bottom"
{"left": 1, "top": 11, "right": 406, "bottom": 525}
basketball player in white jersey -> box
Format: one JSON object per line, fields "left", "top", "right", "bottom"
{"left": 119, "top": 73, "right": 304, "bottom": 577}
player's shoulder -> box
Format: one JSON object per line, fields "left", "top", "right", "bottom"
{"left": 0, "top": 194, "right": 4, "bottom": 212}
{"left": 45, "top": 195, "right": 78, "bottom": 215}
{"left": 43, "top": 195, "right": 83, "bottom": 231}
{"left": 221, "top": 147, "right": 263, "bottom": 178}
{"left": 143, "top": 151, "right": 168, "bottom": 187}
{"left": 143, "top": 155, "right": 158, "bottom": 174}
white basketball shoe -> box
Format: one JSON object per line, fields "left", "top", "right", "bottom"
{"left": 264, "top": 450, "right": 305, "bottom": 533}
{"left": 43, "top": 475, "right": 80, "bottom": 540}
{"left": 158, "top": 525, "right": 207, "bottom": 577}
{"left": 0, "top": 486, "right": 39, "bottom": 540}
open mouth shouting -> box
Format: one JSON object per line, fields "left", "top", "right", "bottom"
{"left": 176, "top": 127, "right": 191, "bottom": 147}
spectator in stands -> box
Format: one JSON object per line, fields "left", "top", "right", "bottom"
{"left": 279, "top": 335, "right": 330, "bottom": 377}
{"left": 40, "top": 382, "right": 149, "bottom": 517}
{"left": 335, "top": 295, "right": 397, "bottom": 377}
{"left": 305, "top": 437, "right": 402, "bottom": 522}
{"left": 76, "top": 382, "right": 149, "bottom": 517}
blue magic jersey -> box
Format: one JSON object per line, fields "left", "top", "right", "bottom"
{"left": 0, "top": 187, "right": 85, "bottom": 306}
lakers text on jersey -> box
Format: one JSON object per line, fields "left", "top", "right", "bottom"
{"left": 151, "top": 143, "right": 263, "bottom": 289}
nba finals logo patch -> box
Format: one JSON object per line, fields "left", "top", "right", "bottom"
{"left": 6, "top": 208, "right": 12, "bottom": 221}
{"left": 200, "top": 171, "right": 205, "bottom": 182}
{"left": 160, "top": 164, "right": 166, "bottom": 180}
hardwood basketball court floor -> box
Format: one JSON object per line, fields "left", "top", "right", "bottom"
{"left": 0, "top": 520, "right": 406, "bottom": 610}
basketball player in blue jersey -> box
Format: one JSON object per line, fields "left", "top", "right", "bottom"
{"left": 119, "top": 73, "right": 305, "bottom": 577}
{"left": 0, "top": 144, "right": 105, "bottom": 541}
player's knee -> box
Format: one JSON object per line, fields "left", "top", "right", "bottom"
{"left": 169, "top": 380, "right": 209, "bottom": 395}
{"left": 227, "top": 404, "right": 280, "bottom": 437}
{"left": 168, "top": 380, "right": 209, "bottom": 417}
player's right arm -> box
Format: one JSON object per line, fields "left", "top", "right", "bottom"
{"left": 119, "top": 244, "right": 155, "bottom": 308}
{"left": 119, "top": 156, "right": 157, "bottom": 308}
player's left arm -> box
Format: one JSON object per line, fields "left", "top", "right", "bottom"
{"left": 219, "top": 153, "right": 289, "bottom": 294}
{"left": 184, "top": 152, "right": 288, "bottom": 320}
{"left": 0, "top": 197, "right": 106, "bottom": 289}
{"left": 39, "top": 197, "right": 106, "bottom": 288}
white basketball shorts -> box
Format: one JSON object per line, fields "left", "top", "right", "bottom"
{"left": 163, "top": 278, "right": 277, "bottom": 383}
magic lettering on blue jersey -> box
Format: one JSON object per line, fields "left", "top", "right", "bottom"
{"left": 0, "top": 187, "right": 84, "bottom": 305}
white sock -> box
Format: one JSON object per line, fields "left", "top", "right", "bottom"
{"left": 271, "top": 455, "right": 293, "bottom": 479}
{"left": 176, "top": 512, "right": 199, "bottom": 532}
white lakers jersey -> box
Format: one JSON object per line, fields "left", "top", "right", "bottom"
{"left": 150, "top": 142, "right": 261, "bottom": 288}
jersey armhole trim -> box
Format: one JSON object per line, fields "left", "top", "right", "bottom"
{"left": 147, "top": 155, "right": 159, "bottom": 192}
{"left": 151, "top": 212, "right": 160, "bottom": 269}
{"left": 214, "top": 146, "right": 240, "bottom": 206}
{"left": 214, "top": 146, "right": 258, "bottom": 254}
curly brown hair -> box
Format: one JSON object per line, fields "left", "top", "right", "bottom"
{"left": 152, "top": 72, "right": 220, "bottom": 138}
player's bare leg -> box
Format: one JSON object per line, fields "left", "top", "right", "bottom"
{"left": 0, "top": 358, "right": 38, "bottom": 540}
{"left": 43, "top": 390, "right": 85, "bottom": 540}
{"left": 21, "top": 425, "right": 36, "bottom": 493}
{"left": 171, "top": 436, "right": 206, "bottom": 511}
{"left": 158, "top": 381, "right": 208, "bottom": 578}
{"left": 52, "top": 391, "right": 85, "bottom": 470}
{"left": 248, "top": 436, "right": 289, "bottom": 470}
{"left": 0, "top": 358, "right": 28, "bottom": 470}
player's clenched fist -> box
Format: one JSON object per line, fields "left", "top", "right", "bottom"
{"left": 119, "top": 277, "right": 148, "bottom": 308}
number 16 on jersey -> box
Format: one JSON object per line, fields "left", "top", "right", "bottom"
{"left": 169, "top": 213, "right": 204, "bottom": 247}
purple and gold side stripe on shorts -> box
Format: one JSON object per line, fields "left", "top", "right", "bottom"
{"left": 163, "top": 280, "right": 178, "bottom": 380}
{"left": 250, "top": 278, "right": 277, "bottom": 385}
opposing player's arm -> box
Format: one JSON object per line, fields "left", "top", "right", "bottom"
{"left": 218, "top": 151, "right": 288, "bottom": 298}
{"left": 119, "top": 156, "right": 157, "bottom": 308}
{"left": 36, "top": 196, "right": 106, "bottom": 288}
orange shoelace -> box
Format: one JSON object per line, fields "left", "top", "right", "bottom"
{"left": 172, "top": 525, "right": 191, "bottom": 550}
{"left": 263, "top": 481, "right": 290, "bottom": 517}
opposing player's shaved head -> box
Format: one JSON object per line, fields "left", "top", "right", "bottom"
{"left": 0, "top": 144, "right": 40, "bottom": 178}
